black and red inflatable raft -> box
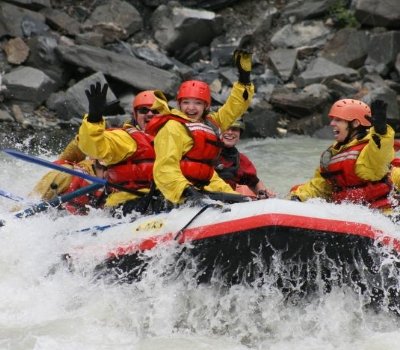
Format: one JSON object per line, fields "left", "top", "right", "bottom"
{"left": 69, "top": 198, "right": 400, "bottom": 312}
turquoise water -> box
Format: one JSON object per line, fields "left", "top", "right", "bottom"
{"left": 1, "top": 136, "right": 399, "bottom": 350}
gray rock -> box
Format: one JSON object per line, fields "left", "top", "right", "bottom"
{"left": 287, "top": 113, "right": 327, "bottom": 136}
{"left": 0, "top": 109, "right": 14, "bottom": 122}
{"left": 243, "top": 102, "right": 281, "bottom": 138}
{"left": 47, "top": 72, "right": 117, "bottom": 121}
{"left": 325, "top": 79, "right": 359, "bottom": 97}
{"left": 0, "top": 2, "right": 48, "bottom": 38}
{"left": 3, "top": 66, "right": 56, "bottom": 108}
{"left": 151, "top": 4, "right": 223, "bottom": 52}
{"left": 365, "top": 31, "right": 400, "bottom": 75}
{"left": 5, "top": 0, "right": 51, "bottom": 10}
{"left": 268, "top": 48, "right": 298, "bottom": 82}
{"left": 321, "top": 28, "right": 370, "bottom": 68}
{"left": 355, "top": 0, "right": 400, "bottom": 29}
{"left": 56, "top": 44, "right": 181, "bottom": 96}
{"left": 296, "top": 57, "right": 359, "bottom": 87}
{"left": 40, "top": 8, "right": 81, "bottom": 37}
{"left": 26, "top": 35, "right": 68, "bottom": 89}
{"left": 132, "top": 45, "right": 175, "bottom": 69}
{"left": 270, "top": 84, "right": 330, "bottom": 118}
{"left": 283, "top": 0, "right": 337, "bottom": 21}
{"left": 271, "top": 21, "right": 331, "bottom": 48}
{"left": 83, "top": 0, "right": 142, "bottom": 42}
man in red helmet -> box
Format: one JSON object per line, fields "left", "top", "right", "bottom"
{"left": 289, "top": 99, "right": 394, "bottom": 210}
{"left": 145, "top": 47, "right": 255, "bottom": 206}
{"left": 32, "top": 89, "right": 158, "bottom": 216}
{"left": 130, "top": 90, "right": 158, "bottom": 130}
{"left": 58, "top": 90, "right": 157, "bottom": 164}
{"left": 77, "top": 84, "right": 157, "bottom": 215}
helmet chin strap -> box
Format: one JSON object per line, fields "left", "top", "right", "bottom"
{"left": 343, "top": 121, "right": 367, "bottom": 145}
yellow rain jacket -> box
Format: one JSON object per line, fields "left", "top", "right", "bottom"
{"left": 78, "top": 119, "right": 149, "bottom": 207}
{"left": 151, "top": 82, "right": 254, "bottom": 203}
{"left": 58, "top": 137, "right": 86, "bottom": 163}
{"left": 291, "top": 126, "right": 395, "bottom": 202}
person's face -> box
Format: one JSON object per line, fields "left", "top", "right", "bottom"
{"left": 134, "top": 105, "right": 158, "bottom": 130}
{"left": 179, "top": 98, "right": 207, "bottom": 121}
{"left": 330, "top": 117, "right": 351, "bottom": 143}
{"left": 221, "top": 127, "right": 241, "bottom": 148}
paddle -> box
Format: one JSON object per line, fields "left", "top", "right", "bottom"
{"left": 14, "top": 183, "right": 103, "bottom": 218}
{"left": 0, "top": 189, "right": 26, "bottom": 203}
{"left": 3, "top": 149, "right": 145, "bottom": 196}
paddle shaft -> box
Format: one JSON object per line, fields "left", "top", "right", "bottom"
{"left": 0, "top": 189, "right": 25, "bottom": 202}
{"left": 3, "top": 149, "right": 145, "bottom": 196}
{"left": 15, "top": 183, "right": 103, "bottom": 218}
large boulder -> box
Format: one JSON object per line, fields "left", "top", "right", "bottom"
{"left": 355, "top": 0, "right": 400, "bottom": 29}
{"left": 151, "top": 4, "right": 223, "bottom": 53}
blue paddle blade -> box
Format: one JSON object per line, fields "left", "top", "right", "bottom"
{"left": 3, "top": 149, "right": 107, "bottom": 186}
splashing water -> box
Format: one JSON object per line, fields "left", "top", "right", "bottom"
{"left": 1, "top": 136, "right": 400, "bottom": 350}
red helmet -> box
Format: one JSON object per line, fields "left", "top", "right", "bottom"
{"left": 132, "top": 90, "right": 156, "bottom": 111}
{"left": 177, "top": 80, "right": 211, "bottom": 107}
{"left": 328, "top": 99, "right": 371, "bottom": 127}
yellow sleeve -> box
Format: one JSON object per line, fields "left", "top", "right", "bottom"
{"left": 290, "top": 168, "right": 332, "bottom": 201}
{"left": 210, "top": 82, "right": 254, "bottom": 131}
{"left": 58, "top": 136, "right": 86, "bottom": 163}
{"left": 78, "top": 116, "right": 137, "bottom": 165}
{"left": 204, "top": 171, "right": 238, "bottom": 194}
{"left": 153, "top": 120, "right": 194, "bottom": 203}
{"left": 355, "top": 126, "right": 395, "bottom": 181}
{"left": 391, "top": 167, "right": 400, "bottom": 191}
{"left": 29, "top": 165, "right": 74, "bottom": 201}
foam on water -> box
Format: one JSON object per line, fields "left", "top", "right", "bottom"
{"left": 1, "top": 137, "right": 400, "bottom": 350}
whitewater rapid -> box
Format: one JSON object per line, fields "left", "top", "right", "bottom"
{"left": 1, "top": 136, "right": 400, "bottom": 350}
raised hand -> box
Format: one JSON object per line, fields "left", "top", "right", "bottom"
{"left": 233, "top": 35, "right": 253, "bottom": 85}
{"left": 85, "top": 82, "right": 108, "bottom": 123}
{"left": 370, "top": 99, "right": 387, "bottom": 135}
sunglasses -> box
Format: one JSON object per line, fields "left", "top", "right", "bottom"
{"left": 136, "top": 107, "right": 158, "bottom": 114}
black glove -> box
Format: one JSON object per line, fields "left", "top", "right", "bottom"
{"left": 183, "top": 186, "right": 210, "bottom": 207}
{"left": 85, "top": 82, "right": 108, "bottom": 123}
{"left": 370, "top": 99, "right": 387, "bottom": 135}
{"left": 233, "top": 35, "right": 253, "bottom": 85}
{"left": 290, "top": 195, "right": 302, "bottom": 202}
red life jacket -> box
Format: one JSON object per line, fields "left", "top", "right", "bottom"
{"left": 106, "top": 128, "right": 155, "bottom": 190}
{"left": 320, "top": 142, "right": 392, "bottom": 209}
{"left": 392, "top": 158, "right": 400, "bottom": 167}
{"left": 146, "top": 114, "right": 223, "bottom": 186}
{"left": 216, "top": 147, "right": 259, "bottom": 189}
{"left": 63, "top": 175, "right": 105, "bottom": 215}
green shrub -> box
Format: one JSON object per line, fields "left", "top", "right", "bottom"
{"left": 329, "top": 0, "right": 360, "bottom": 28}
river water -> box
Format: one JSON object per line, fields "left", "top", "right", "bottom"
{"left": 1, "top": 135, "right": 400, "bottom": 350}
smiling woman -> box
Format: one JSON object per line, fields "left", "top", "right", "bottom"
{"left": 290, "top": 98, "right": 395, "bottom": 210}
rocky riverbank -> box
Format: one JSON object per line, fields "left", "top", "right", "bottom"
{"left": 0, "top": 0, "right": 399, "bottom": 151}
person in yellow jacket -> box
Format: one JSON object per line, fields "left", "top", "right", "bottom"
{"left": 31, "top": 91, "right": 157, "bottom": 211}
{"left": 145, "top": 47, "right": 254, "bottom": 206}
{"left": 77, "top": 86, "right": 157, "bottom": 215}
{"left": 56, "top": 90, "right": 156, "bottom": 165}
{"left": 289, "top": 99, "right": 394, "bottom": 211}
